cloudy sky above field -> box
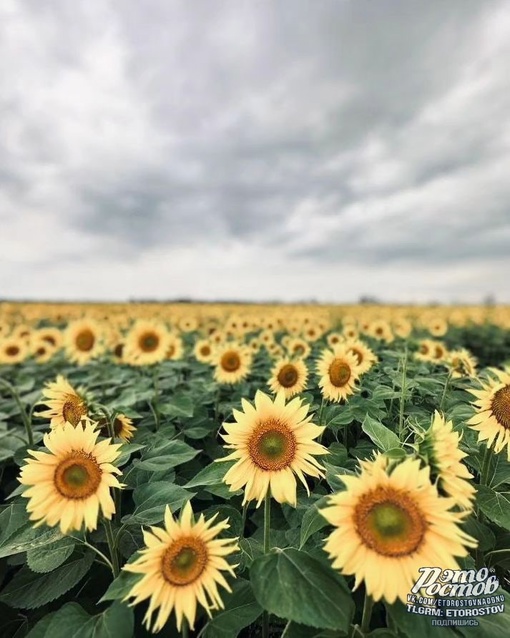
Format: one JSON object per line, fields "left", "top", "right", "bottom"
{"left": 1, "top": 0, "right": 510, "bottom": 303}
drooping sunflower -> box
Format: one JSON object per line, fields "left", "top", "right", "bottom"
{"left": 124, "top": 320, "right": 170, "bottom": 366}
{"left": 467, "top": 368, "right": 510, "bottom": 459}
{"left": 213, "top": 343, "right": 252, "bottom": 385}
{"left": 419, "top": 412, "right": 475, "bottom": 510}
{"left": 18, "top": 421, "right": 123, "bottom": 533}
{"left": 97, "top": 413, "right": 136, "bottom": 442}
{"left": 65, "top": 318, "right": 104, "bottom": 364}
{"left": 268, "top": 358, "right": 308, "bottom": 399}
{"left": 123, "top": 502, "right": 238, "bottom": 633}
{"left": 316, "top": 346, "right": 361, "bottom": 403}
{"left": 36, "top": 375, "right": 89, "bottom": 428}
{"left": 344, "top": 339, "right": 378, "bottom": 375}
{"left": 320, "top": 455, "right": 477, "bottom": 604}
{"left": 219, "top": 391, "right": 327, "bottom": 506}
{"left": 446, "top": 349, "right": 477, "bottom": 378}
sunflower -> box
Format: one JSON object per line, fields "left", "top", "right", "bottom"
{"left": 415, "top": 339, "right": 434, "bottom": 362}
{"left": 320, "top": 456, "right": 477, "bottom": 604}
{"left": 36, "top": 375, "right": 89, "bottom": 428}
{"left": 123, "top": 502, "right": 238, "bottom": 632}
{"left": 219, "top": 391, "right": 327, "bottom": 506}
{"left": 342, "top": 324, "right": 359, "bottom": 340}
{"left": 18, "top": 421, "right": 123, "bottom": 533}
{"left": 98, "top": 413, "right": 136, "bottom": 442}
{"left": 344, "top": 339, "right": 377, "bottom": 375}
{"left": 0, "top": 337, "right": 29, "bottom": 364}
{"left": 193, "top": 338, "right": 214, "bottom": 363}
{"left": 419, "top": 412, "right": 475, "bottom": 510}
{"left": 286, "top": 337, "right": 311, "bottom": 359}
{"left": 327, "top": 332, "right": 344, "bottom": 348}
{"left": 65, "top": 318, "right": 104, "bottom": 364}
{"left": 392, "top": 318, "right": 412, "bottom": 339}
{"left": 36, "top": 326, "right": 63, "bottom": 350}
{"left": 124, "top": 320, "right": 170, "bottom": 366}
{"left": 30, "top": 337, "right": 57, "bottom": 363}
{"left": 367, "top": 320, "right": 394, "bottom": 343}
{"left": 213, "top": 343, "right": 252, "bottom": 385}
{"left": 166, "top": 333, "right": 184, "bottom": 361}
{"left": 316, "top": 346, "right": 361, "bottom": 403}
{"left": 467, "top": 368, "right": 510, "bottom": 459}
{"left": 446, "top": 349, "right": 477, "bottom": 378}
{"left": 268, "top": 358, "right": 308, "bottom": 399}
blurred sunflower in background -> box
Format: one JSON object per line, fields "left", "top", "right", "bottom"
{"left": 124, "top": 320, "right": 170, "bottom": 365}
{"left": 166, "top": 333, "right": 184, "bottom": 360}
{"left": 193, "top": 338, "right": 215, "bottom": 363}
{"left": 65, "top": 318, "right": 104, "bottom": 364}
{"left": 213, "top": 343, "right": 252, "bottom": 384}
{"left": 446, "top": 348, "right": 477, "bottom": 378}
{"left": 0, "top": 337, "right": 29, "bottom": 364}
{"left": 97, "top": 413, "right": 136, "bottom": 442}
{"left": 268, "top": 358, "right": 308, "bottom": 398}
{"left": 19, "top": 422, "right": 123, "bottom": 533}
{"left": 123, "top": 502, "right": 238, "bottom": 632}
{"left": 316, "top": 346, "right": 361, "bottom": 402}
{"left": 344, "top": 339, "right": 377, "bottom": 375}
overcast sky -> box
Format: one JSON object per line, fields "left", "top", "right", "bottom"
{"left": 1, "top": 0, "right": 510, "bottom": 304}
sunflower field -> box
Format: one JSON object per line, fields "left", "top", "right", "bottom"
{"left": 1, "top": 301, "right": 510, "bottom": 638}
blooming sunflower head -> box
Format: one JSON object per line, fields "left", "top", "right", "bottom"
{"left": 18, "top": 421, "right": 123, "bottom": 533}
{"left": 219, "top": 391, "right": 327, "bottom": 507}
{"left": 268, "top": 358, "right": 308, "bottom": 399}
{"left": 467, "top": 368, "right": 510, "bottom": 459}
{"left": 316, "top": 346, "right": 361, "bottom": 403}
{"left": 320, "top": 456, "right": 477, "bottom": 604}
{"left": 213, "top": 343, "right": 252, "bottom": 385}
{"left": 123, "top": 502, "right": 238, "bottom": 633}
{"left": 65, "top": 318, "right": 104, "bottom": 364}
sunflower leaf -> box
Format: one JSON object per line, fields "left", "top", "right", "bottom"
{"left": 203, "top": 580, "right": 262, "bottom": 638}
{"left": 477, "top": 485, "right": 510, "bottom": 531}
{"left": 362, "top": 415, "right": 400, "bottom": 451}
{"left": 27, "top": 538, "right": 75, "bottom": 573}
{"left": 250, "top": 548, "right": 354, "bottom": 631}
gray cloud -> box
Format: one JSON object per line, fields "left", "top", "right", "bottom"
{"left": 0, "top": 0, "right": 509, "bottom": 302}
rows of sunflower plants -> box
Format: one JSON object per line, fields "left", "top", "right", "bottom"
{"left": 1, "top": 304, "right": 510, "bottom": 637}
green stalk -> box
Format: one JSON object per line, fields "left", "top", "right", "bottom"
{"left": 398, "top": 346, "right": 408, "bottom": 439}
{"left": 480, "top": 443, "right": 493, "bottom": 487}
{"left": 0, "top": 378, "right": 34, "bottom": 447}
{"left": 181, "top": 618, "right": 189, "bottom": 638}
{"left": 262, "top": 491, "right": 271, "bottom": 638}
{"left": 439, "top": 370, "right": 453, "bottom": 411}
{"left": 360, "top": 593, "right": 374, "bottom": 634}
{"left": 103, "top": 518, "right": 120, "bottom": 578}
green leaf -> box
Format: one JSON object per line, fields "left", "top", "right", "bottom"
{"left": 477, "top": 485, "right": 510, "bottom": 530}
{"left": 125, "top": 482, "right": 194, "bottom": 525}
{"left": 137, "top": 440, "right": 198, "bottom": 471}
{"left": 159, "top": 393, "right": 194, "bottom": 418}
{"left": 100, "top": 567, "right": 142, "bottom": 603}
{"left": 0, "top": 551, "right": 94, "bottom": 609}
{"left": 387, "top": 600, "right": 467, "bottom": 638}
{"left": 299, "top": 505, "right": 328, "bottom": 549}
{"left": 27, "top": 538, "right": 75, "bottom": 573}
{"left": 362, "top": 415, "right": 400, "bottom": 451}
{"left": 0, "top": 520, "right": 64, "bottom": 559}
{"left": 26, "top": 601, "right": 134, "bottom": 638}
{"left": 0, "top": 503, "right": 29, "bottom": 546}
{"left": 284, "top": 624, "right": 346, "bottom": 638}
{"left": 457, "top": 590, "right": 510, "bottom": 638}
{"left": 203, "top": 581, "right": 262, "bottom": 638}
{"left": 250, "top": 548, "right": 354, "bottom": 631}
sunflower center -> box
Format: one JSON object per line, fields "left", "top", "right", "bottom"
{"left": 167, "top": 344, "right": 175, "bottom": 357}
{"left": 354, "top": 487, "right": 426, "bottom": 557}
{"left": 200, "top": 345, "right": 211, "bottom": 356}
{"left": 492, "top": 385, "right": 510, "bottom": 430}
{"left": 62, "top": 396, "right": 87, "bottom": 426}
{"left": 54, "top": 453, "right": 102, "bottom": 499}
{"left": 248, "top": 419, "right": 296, "bottom": 470}
{"left": 329, "top": 360, "right": 351, "bottom": 387}
{"left": 75, "top": 329, "right": 95, "bottom": 352}
{"left": 6, "top": 346, "right": 19, "bottom": 356}
{"left": 293, "top": 344, "right": 305, "bottom": 355}
{"left": 139, "top": 332, "right": 159, "bottom": 353}
{"left": 43, "top": 335, "right": 56, "bottom": 345}
{"left": 161, "top": 536, "right": 208, "bottom": 586}
{"left": 277, "top": 364, "right": 299, "bottom": 388}
{"left": 114, "top": 343, "right": 124, "bottom": 358}
{"left": 420, "top": 344, "right": 429, "bottom": 354}
{"left": 221, "top": 351, "right": 241, "bottom": 372}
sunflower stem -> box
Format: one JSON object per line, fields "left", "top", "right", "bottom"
{"left": 262, "top": 491, "right": 271, "bottom": 638}
{"left": 439, "top": 370, "right": 453, "bottom": 411}
{"left": 152, "top": 367, "right": 160, "bottom": 431}
{"left": 181, "top": 618, "right": 189, "bottom": 638}
{"left": 398, "top": 345, "right": 408, "bottom": 439}
{"left": 317, "top": 398, "right": 326, "bottom": 443}
{"left": 0, "top": 378, "right": 34, "bottom": 447}
{"left": 360, "top": 593, "right": 374, "bottom": 634}
{"left": 480, "top": 442, "right": 493, "bottom": 487}
{"left": 103, "top": 518, "right": 120, "bottom": 578}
